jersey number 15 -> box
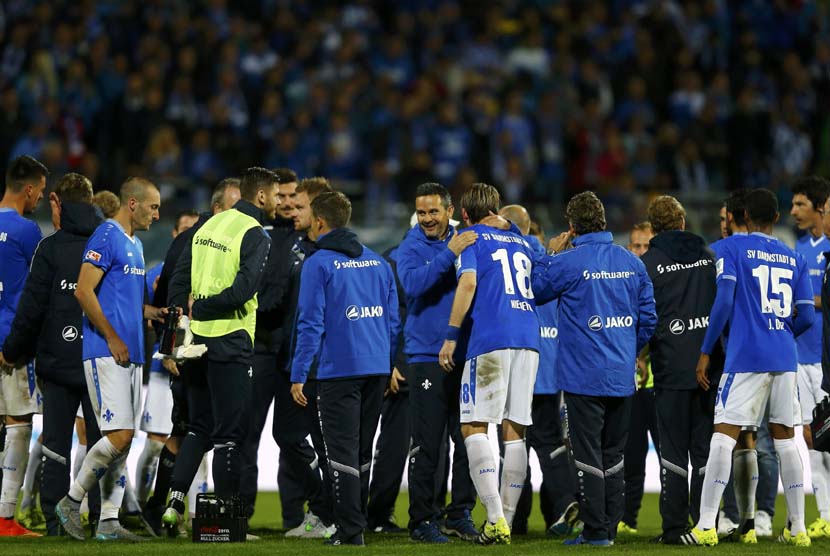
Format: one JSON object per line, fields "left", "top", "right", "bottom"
{"left": 751, "top": 264, "right": 792, "bottom": 318}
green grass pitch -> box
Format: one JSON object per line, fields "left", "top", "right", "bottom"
{"left": 1, "top": 492, "right": 827, "bottom": 554}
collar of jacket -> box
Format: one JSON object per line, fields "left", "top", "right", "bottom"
{"left": 573, "top": 231, "right": 613, "bottom": 246}
{"left": 410, "top": 222, "right": 456, "bottom": 245}
{"left": 232, "top": 199, "right": 267, "bottom": 224}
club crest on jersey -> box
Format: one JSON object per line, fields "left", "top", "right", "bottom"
{"left": 85, "top": 249, "right": 102, "bottom": 262}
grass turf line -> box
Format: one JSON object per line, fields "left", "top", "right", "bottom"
{"left": 1, "top": 492, "right": 827, "bottom": 554}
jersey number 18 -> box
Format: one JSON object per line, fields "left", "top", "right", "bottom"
{"left": 491, "top": 248, "right": 533, "bottom": 299}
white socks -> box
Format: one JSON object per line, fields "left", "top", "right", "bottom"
{"left": 20, "top": 439, "right": 42, "bottom": 511}
{"left": 135, "top": 438, "right": 164, "bottom": 505}
{"left": 0, "top": 423, "right": 32, "bottom": 518}
{"left": 101, "top": 451, "right": 129, "bottom": 521}
{"left": 698, "top": 432, "right": 736, "bottom": 530}
{"left": 810, "top": 450, "right": 830, "bottom": 521}
{"left": 465, "top": 433, "right": 504, "bottom": 523}
{"left": 733, "top": 448, "right": 758, "bottom": 521}
{"left": 500, "top": 439, "right": 527, "bottom": 528}
{"left": 189, "top": 455, "right": 209, "bottom": 517}
{"left": 69, "top": 436, "right": 121, "bottom": 501}
{"left": 775, "top": 438, "right": 805, "bottom": 535}
{"left": 73, "top": 443, "right": 86, "bottom": 479}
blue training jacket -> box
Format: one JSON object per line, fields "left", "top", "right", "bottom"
{"left": 290, "top": 228, "right": 401, "bottom": 383}
{"left": 534, "top": 231, "right": 657, "bottom": 397}
{"left": 394, "top": 224, "right": 463, "bottom": 363}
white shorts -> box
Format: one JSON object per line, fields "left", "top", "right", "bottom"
{"left": 460, "top": 348, "right": 538, "bottom": 426}
{"left": 140, "top": 371, "right": 173, "bottom": 435}
{"left": 715, "top": 371, "right": 799, "bottom": 428}
{"left": 0, "top": 362, "right": 41, "bottom": 416}
{"left": 84, "top": 357, "right": 142, "bottom": 432}
{"left": 797, "top": 363, "right": 827, "bottom": 425}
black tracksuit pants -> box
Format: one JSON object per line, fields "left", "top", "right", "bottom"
{"left": 621, "top": 387, "right": 659, "bottom": 529}
{"left": 407, "top": 362, "right": 476, "bottom": 530}
{"left": 563, "top": 392, "right": 631, "bottom": 542}
{"left": 510, "top": 394, "right": 576, "bottom": 530}
{"left": 40, "top": 379, "right": 102, "bottom": 536}
{"left": 654, "top": 387, "right": 715, "bottom": 538}
{"left": 239, "top": 352, "right": 320, "bottom": 525}
{"left": 367, "top": 385, "right": 410, "bottom": 526}
{"left": 169, "top": 355, "right": 252, "bottom": 500}
{"left": 318, "top": 375, "right": 386, "bottom": 540}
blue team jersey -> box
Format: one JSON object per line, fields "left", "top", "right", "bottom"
{"left": 0, "top": 208, "right": 42, "bottom": 345}
{"left": 794, "top": 234, "right": 828, "bottom": 364}
{"left": 716, "top": 232, "right": 813, "bottom": 373}
{"left": 81, "top": 219, "right": 147, "bottom": 364}
{"left": 455, "top": 224, "right": 539, "bottom": 360}
{"left": 535, "top": 300, "right": 558, "bottom": 395}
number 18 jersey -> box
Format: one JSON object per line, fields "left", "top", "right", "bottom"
{"left": 716, "top": 232, "right": 813, "bottom": 373}
{"left": 456, "top": 225, "right": 539, "bottom": 360}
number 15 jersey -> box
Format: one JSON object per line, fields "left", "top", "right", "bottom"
{"left": 716, "top": 232, "right": 813, "bottom": 373}
{"left": 456, "top": 225, "right": 539, "bottom": 360}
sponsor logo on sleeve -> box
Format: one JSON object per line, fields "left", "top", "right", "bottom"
{"left": 716, "top": 258, "right": 723, "bottom": 277}
{"left": 85, "top": 249, "right": 102, "bottom": 262}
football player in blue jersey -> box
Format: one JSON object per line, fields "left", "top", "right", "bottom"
{"left": 56, "top": 177, "right": 171, "bottom": 542}
{"left": 0, "top": 155, "right": 48, "bottom": 537}
{"left": 790, "top": 176, "right": 830, "bottom": 538}
{"left": 438, "top": 183, "right": 540, "bottom": 545}
{"left": 693, "top": 189, "right": 815, "bottom": 547}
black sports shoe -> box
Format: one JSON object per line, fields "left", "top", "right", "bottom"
{"left": 324, "top": 531, "right": 365, "bottom": 546}
{"left": 141, "top": 505, "right": 164, "bottom": 537}
{"left": 369, "top": 518, "right": 405, "bottom": 534}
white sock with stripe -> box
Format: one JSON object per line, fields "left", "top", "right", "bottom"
{"left": 69, "top": 436, "right": 121, "bottom": 502}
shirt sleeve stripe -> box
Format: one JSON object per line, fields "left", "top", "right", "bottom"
{"left": 718, "top": 275, "right": 737, "bottom": 282}
{"left": 795, "top": 299, "right": 814, "bottom": 305}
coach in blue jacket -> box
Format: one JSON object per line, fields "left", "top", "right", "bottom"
{"left": 394, "top": 183, "right": 479, "bottom": 543}
{"left": 535, "top": 191, "right": 657, "bottom": 546}
{"left": 290, "top": 191, "right": 400, "bottom": 547}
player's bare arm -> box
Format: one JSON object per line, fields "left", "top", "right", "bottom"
{"left": 75, "top": 262, "right": 129, "bottom": 365}
{"left": 439, "top": 272, "right": 476, "bottom": 372}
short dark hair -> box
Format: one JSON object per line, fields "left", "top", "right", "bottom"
{"left": 725, "top": 189, "right": 749, "bottom": 227}
{"left": 239, "top": 167, "right": 278, "bottom": 201}
{"left": 460, "top": 183, "right": 500, "bottom": 224}
{"left": 415, "top": 182, "right": 451, "bottom": 208}
{"left": 174, "top": 209, "right": 199, "bottom": 231}
{"left": 791, "top": 176, "right": 830, "bottom": 211}
{"left": 54, "top": 173, "right": 93, "bottom": 204}
{"left": 311, "top": 191, "right": 352, "bottom": 229}
{"left": 211, "top": 177, "right": 240, "bottom": 207}
{"left": 119, "top": 177, "right": 157, "bottom": 203}
{"left": 296, "top": 177, "right": 333, "bottom": 202}
{"left": 566, "top": 191, "right": 606, "bottom": 234}
{"left": 272, "top": 167, "right": 298, "bottom": 185}
{"left": 744, "top": 188, "right": 778, "bottom": 226}
{"left": 5, "top": 155, "right": 48, "bottom": 193}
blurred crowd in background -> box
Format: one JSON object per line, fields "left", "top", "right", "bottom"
{"left": 0, "top": 0, "right": 829, "bottom": 240}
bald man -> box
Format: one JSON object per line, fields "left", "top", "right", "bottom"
{"left": 57, "top": 178, "right": 172, "bottom": 541}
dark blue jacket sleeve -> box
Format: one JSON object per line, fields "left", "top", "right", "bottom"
{"left": 701, "top": 279, "right": 736, "bottom": 354}
{"left": 290, "top": 259, "right": 326, "bottom": 383}
{"left": 396, "top": 239, "right": 457, "bottom": 299}
{"left": 636, "top": 264, "right": 657, "bottom": 353}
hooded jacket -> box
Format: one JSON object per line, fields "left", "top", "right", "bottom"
{"left": 3, "top": 202, "right": 102, "bottom": 387}
{"left": 290, "top": 228, "right": 400, "bottom": 383}
{"left": 254, "top": 215, "right": 295, "bottom": 354}
{"left": 641, "top": 230, "right": 724, "bottom": 390}
{"left": 534, "top": 231, "right": 657, "bottom": 397}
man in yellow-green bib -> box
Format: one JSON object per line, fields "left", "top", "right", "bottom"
{"left": 163, "top": 167, "right": 278, "bottom": 528}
